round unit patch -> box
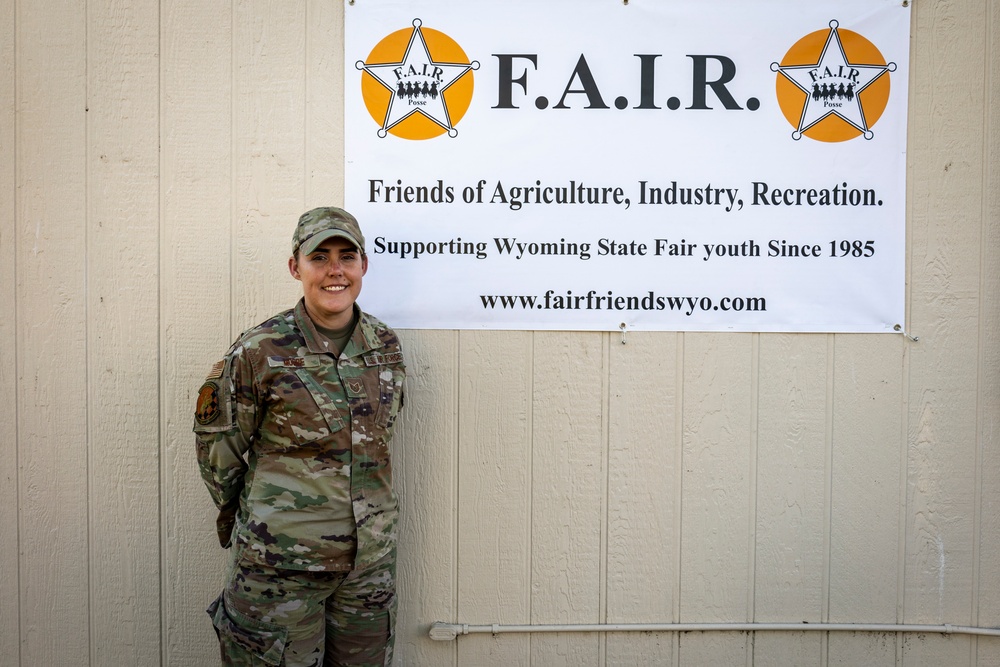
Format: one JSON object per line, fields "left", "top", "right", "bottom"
{"left": 195, "top": 381, "right": 222, "bottom": 425}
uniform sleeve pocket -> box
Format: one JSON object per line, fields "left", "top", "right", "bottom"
{"left": 376, "top": 367, "right": 405, "bottom": 430}
{"left": 207, "top": 593, "right": 288, "bottom": 666}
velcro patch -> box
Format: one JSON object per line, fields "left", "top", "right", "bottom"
{"left": 364, "top": 351, "right": 403, "bottom": 367}
{"left": 345, "top": 378, "right": 366, "bottom": 397}
{"left": 268, "top": 356, "right": 321, "bottom": 369}
{"left": 205, "top": 359, "right": 225, "bottom": 380}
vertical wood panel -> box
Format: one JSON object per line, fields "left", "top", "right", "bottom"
{"left": 160, "top": 1, "right": 233, "bottom": 664}
{"left": 827, "top": 335, "right": 903, "bottom": 666}
{"left": 16, "top": 0, "right": 89, "bottom": 664}
{"left": 753, "top": 631, "right": 818, "bottom": 666}
{"left": 829, "top": 336, "right": 904, "bottom": 618}
{"left": 530, "top": 331, "right": 604, "bottom": 666}
{"left": 394, "top": 330, "right": 459, "bottom": 667}
{"left": 828, "top": 632, "right": 896, "bottom": 667}
{"left": 456, "top": 330, "right": 532, "bottom": 667}
{"left": 605, "top": 331, "right": 678, "bottom": 666}
{"left": 678, "top": 333, "right": 752, "bottom": 664}
{"left": 679, "top": 631, "right": 749, "bottom": 665}
{"left": 0, "top": 0, "right": 17, "bottom": 662}
{"left": 901, "top": 633, "right": 972, "bottom": 666}
{"left": 233, "top": 0, "right": 305, "bottom": 331}
{"left": 981, "top": 639, "right": 1000, "bottom": 667}
{"left": 305, "top": 0, "right": 344, "bottom": 207}
{"left": 753, "top": 334, "right": 828, "bottom": 665}
{"left": 905, "top": 0, "right": 984, "bottom": 644}
{"left": 976, "top": 3, "right": 1000, "bottom": 665}
{"left": 87, "top": 1, "right": 161, "bottom": 664}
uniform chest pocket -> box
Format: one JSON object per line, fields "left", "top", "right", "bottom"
{"left": 266, "top": 356, "right": 345, "bottom": 445}
{"left": 342, "top": 364, "right": 402, "bottom": 431}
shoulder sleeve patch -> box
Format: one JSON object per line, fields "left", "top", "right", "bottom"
{"left": 194, "top": 350, "right": 238, "bottom": 434}
{"left": 195, "top": 381, "right": 222, "bottom": 426}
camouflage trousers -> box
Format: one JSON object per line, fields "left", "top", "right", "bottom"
{"left": 208, "top": 546, "right": 396, "bottom": 667}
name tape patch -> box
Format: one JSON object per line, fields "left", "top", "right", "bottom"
{"left": 268, "top": 356, "right": 321, "bottom": 369}
{"left": 364, "top": 351, "right": 403, "bottom": 367}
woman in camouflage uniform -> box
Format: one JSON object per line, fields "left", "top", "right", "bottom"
{"left": 195, "top": 207, "right": 406, "bottom": 666}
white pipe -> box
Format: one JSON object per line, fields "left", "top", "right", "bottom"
{"left": 428, "top": 621, "right": 1000, "bottom": 641}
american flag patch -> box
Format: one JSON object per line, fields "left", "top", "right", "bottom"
{"left": 206, "top": 359, "right": 225, "bottom": 380}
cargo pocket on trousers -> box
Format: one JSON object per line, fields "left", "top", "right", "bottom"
{"left": 208, "top": 593, "right": 288, "bottom": 666}
{"left": 384, "top": 595, "right": 398, "bottom": 667}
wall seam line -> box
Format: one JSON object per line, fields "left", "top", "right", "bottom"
{"left": 598, "top": 331, "right": 610, "bottom": 667}
{"left": 229, "top": 0, "right": 236, "bottom": 344}
{"left": 304, "top": 1, "right": 309, "bottom": 207}
{"left": 897, "top": 328, "right": 910, "bottom": 666}
{"left": 897, "top": 7, "right": 917, "bottom": 663}
{"left": 971, "top": 0, "right": 992, "bottom": 659}
{"left": 84, "top": 0, "right": 92, "bottom": 662}
{"left": 13, "top": 0, "right": 21, "bottom": 663}
{"left": 452, "top": 329, "right": 460, "bottom": 667}
{"left": 672, "top": 331, "right": 683, "bottom": 665}
{"left": 822, "top": 334, "right": 835, "bottom": 666}
{"left": 528, "top": 330, "right": 535, "bottom": 658}
{"left": 746, "top": 332, "right": 759, "bottom": 667}
{"left": 156, "top": 0, "right": 164, "bottom": 662}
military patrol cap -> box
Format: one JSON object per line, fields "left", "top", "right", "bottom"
{"left": 292, "top": 206, "right": 366, "bottom": 256}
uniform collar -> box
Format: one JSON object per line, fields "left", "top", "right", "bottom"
{"left": 294, "top": 299, "right": 381, "bottom": 357}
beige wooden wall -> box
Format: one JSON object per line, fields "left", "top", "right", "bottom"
{"left": 1, "top": 1, "right": 997, "bottom": 666}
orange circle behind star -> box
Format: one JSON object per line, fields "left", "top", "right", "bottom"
{"left": 361, "top": 26, "right": 475, "bottom": 140}
{"left": 775, "top": 28, "right": 891, "bottom": 142}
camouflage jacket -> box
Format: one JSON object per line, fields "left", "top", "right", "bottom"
{"left": 194, "top": 299, "right": 405, "bottom": 571}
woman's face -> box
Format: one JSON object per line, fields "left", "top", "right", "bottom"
{"left": 289, "top": 237, "right": 368, "bottom": 329}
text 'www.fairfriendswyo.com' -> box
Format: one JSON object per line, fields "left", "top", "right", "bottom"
{"left": 480, "top": 290, "right": 767, "bottom": 316}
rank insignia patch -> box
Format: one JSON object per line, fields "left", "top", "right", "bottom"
{"left": 195, "top": 381, "right": 221, "bottom": 425}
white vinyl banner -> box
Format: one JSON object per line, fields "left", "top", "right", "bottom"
{"left": 344, "top": 0, "right": 910, "bottom": 332}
